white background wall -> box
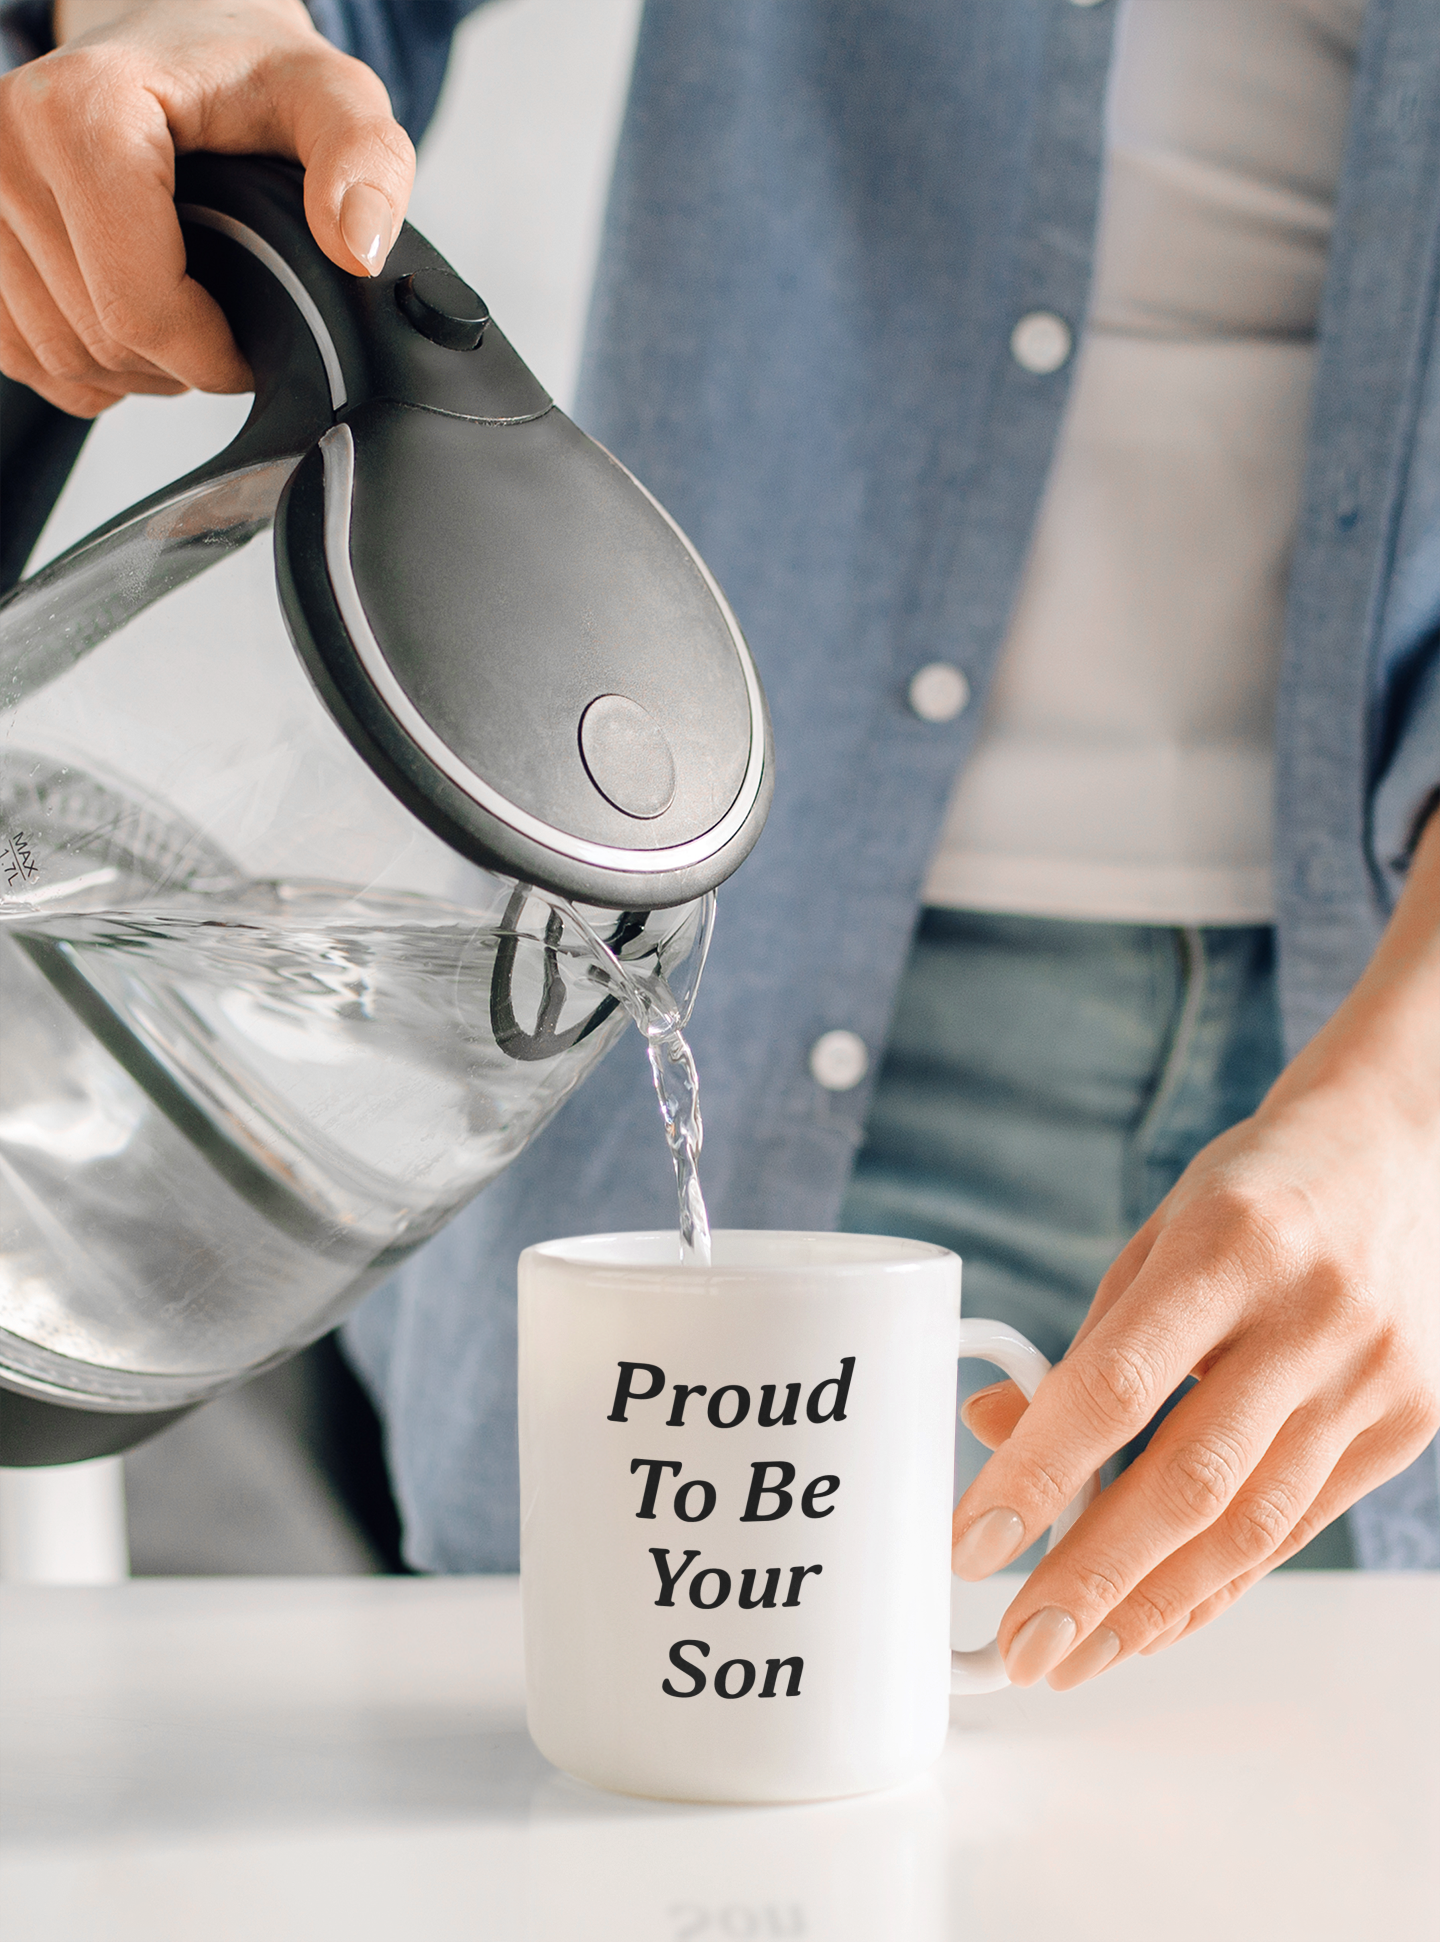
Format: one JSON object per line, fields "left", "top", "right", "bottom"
{"left": 407, "top": 0, "right": 642, "bottom": 407}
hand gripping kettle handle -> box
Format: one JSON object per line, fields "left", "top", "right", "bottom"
{"left": 0, "top": 152, "right": 555, "bottom": 593}
{"left": 949, "top": 1320, "right": 1101, "bottom": 1696}
{"left": 167, "top": 153, "right": 554, "bottom": 471}
{"left": 1, "top": 154, "right": 772, "bottom": 910}
{"left": 0, "top": 155, "right": 324, "bottom": 590}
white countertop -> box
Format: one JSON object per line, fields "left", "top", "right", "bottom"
{"left": 2, "top": 1573, "right": 1435, "bottom": 1941}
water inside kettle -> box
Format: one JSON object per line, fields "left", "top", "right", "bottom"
{"left": 0, "top": 749, "right": 708, "bottom": 1408}
{"left": 1, "top": 890, "right": 708, "bottom": 1403}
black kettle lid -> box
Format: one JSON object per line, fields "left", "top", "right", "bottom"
{"left": 278, "top": 398, "right": 770, "bottom": 911}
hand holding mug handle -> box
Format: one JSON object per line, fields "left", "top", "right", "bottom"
{"left": 951, "top": 1320, "right": 1100, "bottom": 1695}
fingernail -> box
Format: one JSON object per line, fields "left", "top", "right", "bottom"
{"left": 340, "top": 182, "right": 394, "bottom": 275}
{"left": 951, "top": 1506, "right": 1026, "bottom": 1580}
{"left": 963, "top": 1381, "right": 1008, "bottom": 1406}
{"left": 1141, "top": 1618, "right": 1188, "bottom": 1656}
{"left": 1004, "top": 1606, "right": 1077, "bottom": 1686}
{"left": 959, "top": 1382, "right": 1007, "bottom": 1422}
{"left": 1046, "top": 1625, "right": 1120, "bottom": 1692}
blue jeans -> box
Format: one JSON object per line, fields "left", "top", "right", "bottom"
{"left": 839, "top": 909, "right": 1356, "bottom": 1568}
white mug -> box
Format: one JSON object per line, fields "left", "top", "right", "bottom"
{"left": 518, "top": 1230, "right": 1098, "bottom": 1803}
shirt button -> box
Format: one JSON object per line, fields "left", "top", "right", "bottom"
{"left": 1010, "top": 311, "right": 1072, "bottom": 374}
{"left": 809, "top": 1029, "right": 870, "bottom": 1092}
{"left": 907, "top": 661, "right": 970, "bottom": 723}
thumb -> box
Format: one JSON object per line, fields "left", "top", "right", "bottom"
{"left": 274, "top": 49, "right": 417, "bottom": 276}
{"left": 960, "top": 1379, "right": 1028, "bottom": 1450}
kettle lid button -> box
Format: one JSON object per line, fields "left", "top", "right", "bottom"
{"left": 579, "top": 695, "right": 677, "bottom": 819}
{"left": 395, "top": 270, "right": 490, "bottom": 351}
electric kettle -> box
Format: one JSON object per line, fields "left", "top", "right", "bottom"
{"left": 0, "top": 156, "right": 772, "bottom": 1466}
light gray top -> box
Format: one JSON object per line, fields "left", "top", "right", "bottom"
{"left": 928, "top": 0, "right": 1367, "bottom": 921}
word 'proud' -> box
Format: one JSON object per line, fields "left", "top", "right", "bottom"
{"left": 608, "top": 1357, "right": 855, "bottom": 1427}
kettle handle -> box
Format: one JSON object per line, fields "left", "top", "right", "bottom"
{"left": 0, "top": 377, "right": 93, "bottom": 594}
{"left": 0, "top": 153, "right": 552, "bottom": 594}
{"left": 0, "top": 156, "right": 337, "bottom": 593}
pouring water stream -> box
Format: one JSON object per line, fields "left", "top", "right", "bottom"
{"left": 560, "top": 892, "right": 715, "bottom": 1266}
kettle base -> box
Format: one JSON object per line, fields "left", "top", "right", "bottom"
{"left": 0, "top": 1382, "right": 194, "bottom": 1467}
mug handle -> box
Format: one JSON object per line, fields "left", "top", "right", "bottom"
{"left": 950, "top": 1318, "right": 1101, "bottom": 1696}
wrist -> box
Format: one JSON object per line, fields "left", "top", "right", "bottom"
{"left": 1266, "top": 806, "right": 1440, "bottom": 1136}
{"left": 1261, "top": 997, "right": 1440, "bottom": 1151}
{"left": 54, "top": 0, "right": 313, "bottom": 45}
{"left": 55, "top": 0, "right": 134, "bottom": 41}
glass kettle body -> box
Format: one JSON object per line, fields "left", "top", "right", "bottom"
{"left": 0, "top": 157, "right": 770, "bottom": 1460}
